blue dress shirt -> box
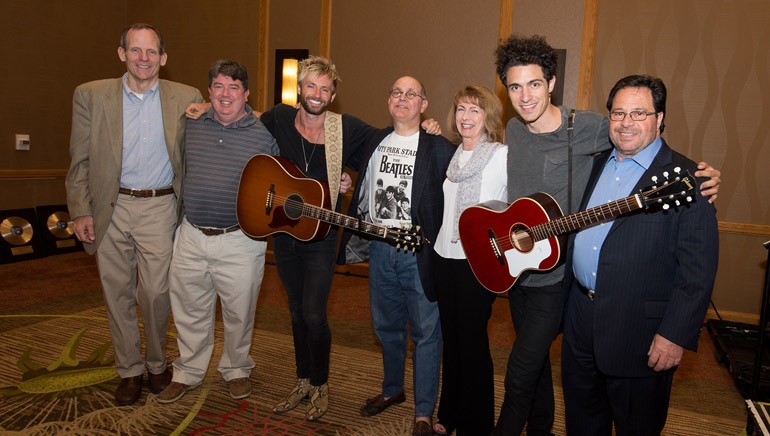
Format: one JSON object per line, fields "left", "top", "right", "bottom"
{"left": 572, "top": 137, "right": 663, "bottom": 291}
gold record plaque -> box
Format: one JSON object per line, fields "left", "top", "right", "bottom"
{"left": 1, "top": 216, "right": 33, "bottom": 246}
{"left": 47, "top": 211, "right": 77, "bottom": 248}
{"left": 0, "top": 208, "right": 43, "bottom": 263}
{"left": 35, "top": 205, "right": 82, "bottom": 255}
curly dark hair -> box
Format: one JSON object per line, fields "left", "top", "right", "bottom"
{"left": 494, "top": 34, "right": 558, "bottom": 86}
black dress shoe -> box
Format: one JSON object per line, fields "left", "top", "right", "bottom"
{"left": 148, "top": 366, "right": 173, "bottom": 394}
{"left": 115, "top": 375, "right": 143, "bottom": 406}
{"left": 360, "top": 391, "right": 406, "bottom": 416}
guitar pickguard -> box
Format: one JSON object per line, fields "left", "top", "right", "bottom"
{"left": 504, "top": 238, "right": 552, "bottom": 279}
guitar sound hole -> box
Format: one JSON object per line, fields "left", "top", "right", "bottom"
{"left": 511, "top": 228, "right": 534, "bottom": 252}
{"left": 284, "top": 194, "right": 304, "bottom": 220}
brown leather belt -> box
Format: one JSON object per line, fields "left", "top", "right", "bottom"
{"left": 191, "top": 223, "right": 241, "bottom": 236}
{"left": 118, "top": 187, "right": 174, "bottom": 197}
{"left": 576, "top": 281, "right": 596, "bottom": 300}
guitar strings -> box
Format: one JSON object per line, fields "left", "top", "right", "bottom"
{"left": 486, "top": 196, "right": 640, "bottom": 252}
{"left": 267, "top": 194, "right": 421, "bottom": 247}
{"left": 267, "top": 193, "right": 413, "bottom": 240}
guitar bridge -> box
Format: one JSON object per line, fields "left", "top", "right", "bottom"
{"left": 266, "top": 184, "right": 275, "bottom": 215}
{"left": 488, "top": 228, "right": 505, "bottom": 265}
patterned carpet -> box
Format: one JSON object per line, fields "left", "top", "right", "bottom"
{"left": 0, "top": 251, "right": 749, "bottom": 435}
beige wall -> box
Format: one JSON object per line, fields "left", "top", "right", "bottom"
{"left": 1, "top": 0, "right": 768, "bottom": 319}
{"left": 591, "top": 0, "right": 770, "bottom": 317}
{"left": 267, "top": 0, "right": 322, "bottom": 109}
{"left": 1, "top": 1, "right": 126, "bottom": 209}
{"left": 328, "top": 1, "right": 500, "bottom": 130}
{"left": 509, "top": 0, "right": 586, "bottom": 110}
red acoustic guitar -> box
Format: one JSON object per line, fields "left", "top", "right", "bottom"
{"left": 458, "top": 169, "right": 696, "bottom": 293}
{"left": 236, "top": 154, "right": 422, "bottom": 251}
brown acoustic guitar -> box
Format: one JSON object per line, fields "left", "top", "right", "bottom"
{"left": 458, "top": 168, "right": 696, "bottom": 293}
{"left": 236, "top": 154, "right": 422, "bottom": 251}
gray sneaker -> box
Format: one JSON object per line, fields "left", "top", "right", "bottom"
{"left": 228, "top": 377, "right": 251, "bottom": 399}
{"left": 156, "top": 381, "right": 198, "bottom": 404}
{"left": 273, "top": 378, "right": 311, "bottom": 413}
{"left": 306, "top": 383, "right": 329, "bottom": 421}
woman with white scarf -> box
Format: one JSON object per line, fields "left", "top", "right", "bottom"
{"left": 432, "top": 85, "right": 508, "bottom": 435}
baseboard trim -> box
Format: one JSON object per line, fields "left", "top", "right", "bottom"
{"left": 706, "top": 308, "right": 759, "bottom": 325}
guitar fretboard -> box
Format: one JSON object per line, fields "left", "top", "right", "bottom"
{"left": 267, "top": 189, "right": 389, "bottom": 238}
{"left": 302, "top": 203, "right": 388, "bottom": 237}
{"left": 529, "top": 194, "right": 643, "bottom": 241}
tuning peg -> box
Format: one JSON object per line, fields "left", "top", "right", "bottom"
{"left": 686, "top": 196, "right": 693, "bottom": 203}
{"left": 675, "top": 200, "right": 681, "bottom": 206}
{"left": 662, "top": 204, "right": 670, "bottom": 210}
{"left": 674, "top": 166, "right": 681, "bottom": 174}
{"left": 663, "top": 171, "right": 669, "bottom": 179}
{"left": 651, "top": 175, "right": 658, "bottom": 183}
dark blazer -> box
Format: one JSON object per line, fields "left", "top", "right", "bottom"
{"left": 562, "top": 140, "right": 719, "bottom": 377}
{"left": 65, "top": 78, "right": 203, "bottom": 254}
{"left": 338, "top": 127, "right": 456, "bottom": 301}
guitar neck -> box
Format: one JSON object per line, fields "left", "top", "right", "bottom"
{"left": 302, "top": 203, "right": 388, "bottom": 238}
{"left": 531, "top": 194, "right": 643, "bottom": 241}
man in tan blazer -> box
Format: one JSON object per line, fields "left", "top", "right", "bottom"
{"left": 65, "top": 23, "right": 203, "bottom": 406}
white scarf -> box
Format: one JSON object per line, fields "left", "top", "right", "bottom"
{"left": 445, "top": 138, "right": 504, "bottom": 242}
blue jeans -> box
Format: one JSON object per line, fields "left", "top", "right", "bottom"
{"left": 368, "top": 241, "right": 442, "bottom": 418}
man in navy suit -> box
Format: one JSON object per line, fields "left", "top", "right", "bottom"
{"left": 561, "top": 74, "right": 719, "bottom": 435}
{"left": 339, "top": 76, "right": 455, "bottom": 436}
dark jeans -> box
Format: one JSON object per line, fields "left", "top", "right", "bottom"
{"left": 494, "top": 282, "right": 564, "bottom": 436}
{"left": 561, "top": 282, "right": 673, "bottom": 436}
{"left": 434, "top": 253, "right": 496, "bottom": 435}
{"left": 272, "top": 231, "right": 336, "bottom": 386}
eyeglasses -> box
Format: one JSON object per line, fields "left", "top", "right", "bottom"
{"left": 389, "top": 89, "right": 424, "bottom": 100}
{"left": 609, "top": 110, "right": 658, "bottom": 121}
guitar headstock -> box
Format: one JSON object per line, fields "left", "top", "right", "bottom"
{"left": 385, "top": 224, "right": 424, "bottom": 253}
{"left": 639, "top": 167, "right": 696, "bottom": 210}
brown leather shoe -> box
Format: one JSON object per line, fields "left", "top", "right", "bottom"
{"left": 359, "top": 391, "right": 406, "bottom": 416}
{"left": 412, "top": 420, "right": 432, "bottom": 436}
{"left": 228, "top": 377, "right": 251, "bottom": 400}
{"left": 148, "top": 366, "right": 173, "bottom": 394}
{"left": 115, "top": 375, "right": 143, "bottom": 406}
{"left": 157, "top": 381, "right": 199, "bottom": 404}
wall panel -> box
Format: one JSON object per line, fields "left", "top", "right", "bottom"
{"left": 508, "top": 0, "right": 586, "bottom": 109}
{"left": 329, "top": 0, "right": 500, "bottom": 130}
{"left": 593, "top": 0, "right": 770, "bottom": 315}
{"left": 128, "top": 0, "right": 261, "bottom": 100}
{"left": 267, "top": 0, "right": 322, "bottom": 108}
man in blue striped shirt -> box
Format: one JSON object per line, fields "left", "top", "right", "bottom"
{"left": 157, "top": 60, "right": 279, "bottom": 404}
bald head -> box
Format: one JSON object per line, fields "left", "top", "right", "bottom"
{"left": 388, "top": 76, "right": 428, "bottom": 133}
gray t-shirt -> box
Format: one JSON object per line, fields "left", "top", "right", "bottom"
{"left": 506, "top": 106, "right": 611, "bottom": 286}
